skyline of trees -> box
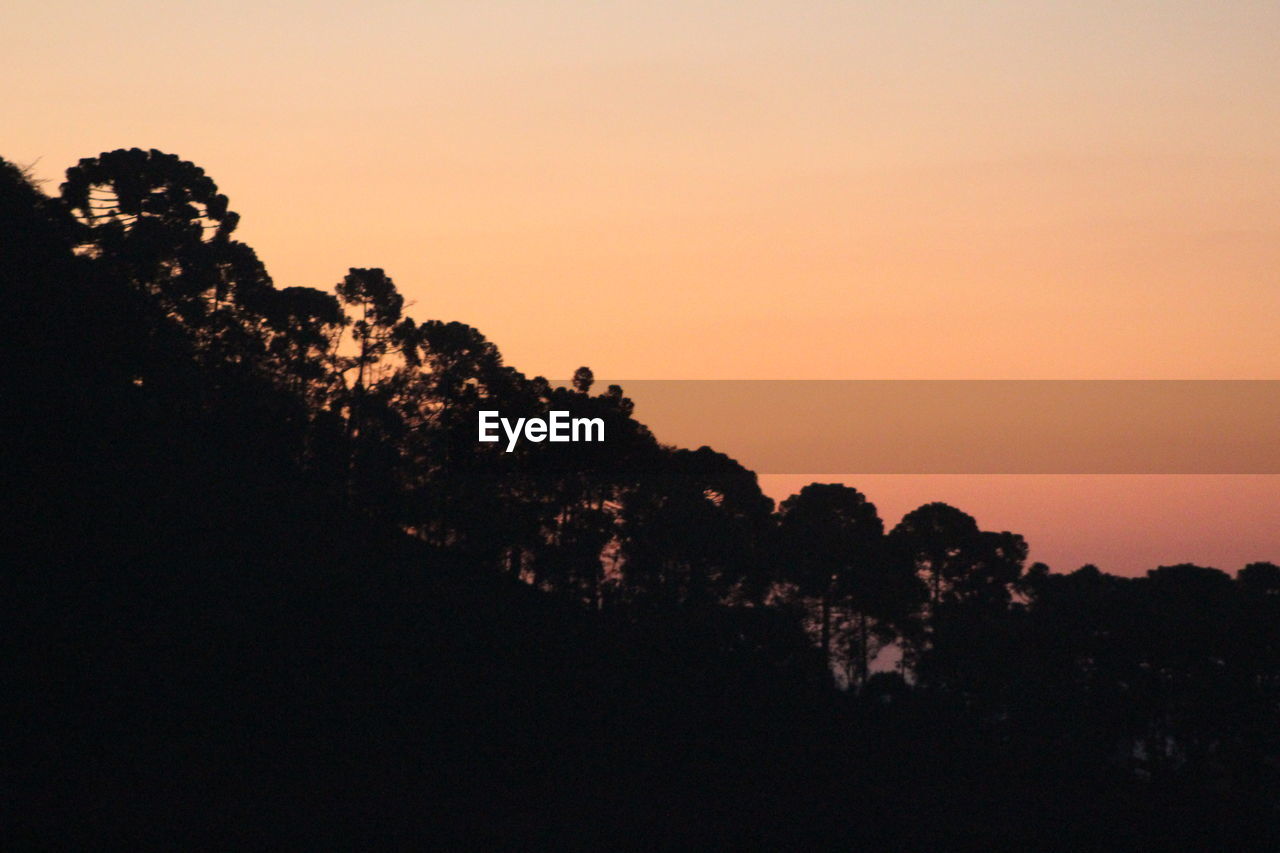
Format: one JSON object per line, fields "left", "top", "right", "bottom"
{"left": 13, "top": 147, "right": 1279, "bottom": 674}
{"left": 6, "top": 147, "right": 1279, "bottom": 847}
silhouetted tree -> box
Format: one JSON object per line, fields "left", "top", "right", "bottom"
{"left": 775, "top": 484, "right": 884, "bottom": 669}
{"left": 7, "top": 148, "right": 1280, "bottom": 850}
{"left": 335, "top": 267, "right": 409, "bottom": 409}
{"left": 887, "top": 503, "right": 1027, "bottom": 685}
{"left": 618, "top": 447, "right": 773, "bottom": 610}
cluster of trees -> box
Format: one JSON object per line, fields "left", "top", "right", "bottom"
{"left": 5, "top": 149, "right": 1279, "bottom": 846}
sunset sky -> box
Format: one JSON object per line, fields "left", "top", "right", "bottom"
{"left": 7, "top": 1, "right": 1278, "bottom": 573}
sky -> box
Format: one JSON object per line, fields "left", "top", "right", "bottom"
{"left": 6, "top": 0, "right": 1278, "bottom": 573}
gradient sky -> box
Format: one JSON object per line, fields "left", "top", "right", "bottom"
{"left": 6, "top": 1, "right": 1278, "bottom": 573}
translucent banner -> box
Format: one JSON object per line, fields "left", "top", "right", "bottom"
{"left": 568, "top": 380, "right": 1280, "bottom": 474}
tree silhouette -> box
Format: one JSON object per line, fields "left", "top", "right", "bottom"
{"left": 335, "top": 267, "right": 408, "bottom": 401}
{"left": 6, "top": 148, "right": 1280, "bottom": 849}
{"left": 776, "top": 484, "right": 884, "bottom": 668}
{"left": 618, "top": 447, "right": 773, "bottom": 610}
{"left": 60, "top": 148, "right": 267, "bottom": 354}
{"left": 572, "top": 365, "right": 594, "bottom": 393}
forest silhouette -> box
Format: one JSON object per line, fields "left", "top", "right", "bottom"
{"left": 4, "top": 149, "right": 1279, "bottom": 848}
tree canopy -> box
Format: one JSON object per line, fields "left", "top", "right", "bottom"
{"left": 5, "top": 149, "right": 1278, "bottom": 849}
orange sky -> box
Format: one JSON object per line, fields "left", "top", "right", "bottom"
{"left": 6, "top": 1, "right": 1278, "bottom": 574}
